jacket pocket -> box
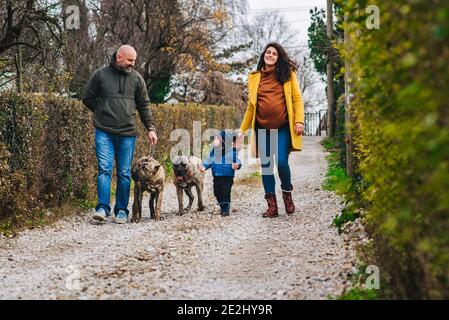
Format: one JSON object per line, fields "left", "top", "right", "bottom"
{"left": 97, "top": 98, "right": 136, "bottom": 129}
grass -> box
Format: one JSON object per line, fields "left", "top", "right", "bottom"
{"left": 321, "top": 136, "right": 339, "bottom": 151}
{"left": 328, "top": 263, "right": 384, "bottom": 300}
{"left": 321, "top": 137, "right": 358, "bottom": 233}
{"left": 235, "top": 170, "right": 261, "bottom": 186}
{"left": 323, "top": 151, "right": 351, "bottom": 194}
{"left": 321, "top": 137, "right": 387, "bottom": 300}
{"left": 336, "top": 288, "right": 381, "bottom": 300}
{"left": 332, "top": 206, "right": 358, "bottom": 234}
{"left": 0, "top": 197, "right": 96, "bottom": 237}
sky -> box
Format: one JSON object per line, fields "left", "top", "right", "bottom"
{"left": 246, "top": 0, "right": 326, "bottom": 44}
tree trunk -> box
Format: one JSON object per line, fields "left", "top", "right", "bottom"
{"left": 344, "top": 11, "right": 355, "bottom": 176}
{"left": 15, "top": 44, "right": 22, "bottom": 93}
{"left": 326, "top": 0, "right": 334, "bottom": 137}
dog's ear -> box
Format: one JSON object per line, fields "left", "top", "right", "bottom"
{"left": 186, "top": 164, "right": 193, "bottom": 177}
{"left": 153, "top": 165, "right": 161, "bottom": 174}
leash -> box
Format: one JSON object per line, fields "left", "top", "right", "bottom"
{"left": 147, "top": 144, "right": 153, "bottom": 158}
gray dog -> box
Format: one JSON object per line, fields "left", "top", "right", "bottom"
{"left": 131, "top": 156, "right": 165, "bottom": 222}
{"left": 172, "top": 155, "right": 205, "bottom": 215}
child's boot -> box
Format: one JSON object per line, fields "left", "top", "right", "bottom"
{"left": 220, "top": 202, "right": 230, "bottom": 217}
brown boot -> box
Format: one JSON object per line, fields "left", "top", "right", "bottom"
{"left": 263, "top": 193, "right": 279, "bottom": 218}
{"left": 282, "top": 189, "right": 296, "bottom": 214}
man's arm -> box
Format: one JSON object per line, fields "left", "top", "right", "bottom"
{"left": 135, "top": 74, "right": 155, "bottom": 132}
{"left": 82, "top": 70, "right": 101, "bottom": 113}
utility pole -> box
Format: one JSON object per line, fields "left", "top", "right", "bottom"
{"left": 326, "top": 0, "right": 334, "bottom": 137}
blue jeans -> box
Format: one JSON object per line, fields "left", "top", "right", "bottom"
{"left": 95, "top": 128, "right": 136, "bottom": 216}
{"left": 256, "top": 123, "right": 293, "bottom": 194}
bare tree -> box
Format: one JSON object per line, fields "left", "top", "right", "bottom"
{"left": 0, "top": 0, "right": 64, "bottom": 92}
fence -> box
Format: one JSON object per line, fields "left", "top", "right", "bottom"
{"left": 304, "top": 110, "right": 327, "bottom": 136}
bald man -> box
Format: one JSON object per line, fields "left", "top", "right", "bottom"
{"left": 83, "top": 45, "right": 158, "bottom": 224}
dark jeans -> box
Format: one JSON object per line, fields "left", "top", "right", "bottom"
{"left": 213, "top": 176, "right": 234, "bottom": 212}
{"left": 256, "top": 123, "right": 293, "bottom": 194}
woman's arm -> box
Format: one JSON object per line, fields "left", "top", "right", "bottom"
{"left": 239, "top": 100, "right": 254, "bottom": 133}
{"left": 291, "top": 71, "right": 305, "bottom": 125}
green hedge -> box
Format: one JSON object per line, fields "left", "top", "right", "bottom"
{"left": 341, "top": 0, "right": 449, "bottom": 299}
{"left": 0, "top": 92, "right": 95, "bottom": 227}
{"left": 0, "top": 93, "right": 235, "bottom": 229}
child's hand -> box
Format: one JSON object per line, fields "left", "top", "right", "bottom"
{"left": 199, "top": 165, "right": 206, "bottom": 172}
{"left": 232, "top": 163, "right": 239, "bottom": 170}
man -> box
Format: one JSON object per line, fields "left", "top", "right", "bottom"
{"left": 82, "top": 45, "right": 158, "bottom": 224}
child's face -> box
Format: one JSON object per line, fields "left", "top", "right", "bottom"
{"left": 212, "top": 136, "right": 221, "bottom": 147}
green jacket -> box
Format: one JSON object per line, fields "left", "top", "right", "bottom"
{"left": 82, "top": 51, "right": 155, "bottom": 136}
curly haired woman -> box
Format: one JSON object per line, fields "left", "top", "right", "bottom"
{"left": 237, "top": 43, "right": 305, "bottom": 218}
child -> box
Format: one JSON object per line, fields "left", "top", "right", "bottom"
{"left": 201, "top": 130, "right": 241, "bottom": 216}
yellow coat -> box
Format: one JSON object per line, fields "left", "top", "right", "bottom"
{"left": 239, "top": 70, "right": 305, "bottom": 157}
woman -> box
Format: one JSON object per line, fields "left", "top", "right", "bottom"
{"left": 237, "top": 43, "right": 304, "bottom": 218}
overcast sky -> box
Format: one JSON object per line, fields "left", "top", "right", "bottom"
{"left": 246, "top": 0, "right": 326, "bottom": 45}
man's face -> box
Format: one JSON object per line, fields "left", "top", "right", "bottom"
{"left": 116, "top": 51, "right": 137, "bottom": 71}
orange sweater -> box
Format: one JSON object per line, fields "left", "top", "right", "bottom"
{"left": 256, "top": 65, "right": 288, "bottom": 129}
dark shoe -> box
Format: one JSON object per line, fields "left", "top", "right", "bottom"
{"left": 220, "top": 202, "right": 230, "bottom": 217}
{"left": 263, "top": 193, "right": 279, "bottom": 218}
{"left": 282, "top": 189, "right": 296, "bottom": 214}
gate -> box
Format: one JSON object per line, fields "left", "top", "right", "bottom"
{"left": 304, "top": 111, "right": 327, "bottom": 136}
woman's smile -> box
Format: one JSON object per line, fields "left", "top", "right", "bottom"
{"left": 264, "top": 46, "right": 278, "bottom": 66}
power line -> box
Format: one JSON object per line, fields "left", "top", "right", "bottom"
{"left": 247, "top": 6, "right": 325, "bottom": 14}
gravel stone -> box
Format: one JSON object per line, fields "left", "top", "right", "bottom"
{"left": 0, "top": 136, "right": 359, "bottom": 300}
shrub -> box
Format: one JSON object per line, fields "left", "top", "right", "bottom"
{"left": 340, "top": 0, "right": 449, "bottom": 299}
{"left": 0, "top": 92, "right": 236, "bottom": 230}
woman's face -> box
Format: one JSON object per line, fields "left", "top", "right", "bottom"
{"left": 264, "top": 46, "right": 278, "bottom": 66}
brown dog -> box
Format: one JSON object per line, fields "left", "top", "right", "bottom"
{"left": 172, "top": 155, "right": 205, "bottom": 215}
{"left": 131, "top": 156, "right": 165, "bottom": 222}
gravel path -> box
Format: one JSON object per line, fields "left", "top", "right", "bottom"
{"left": 0, "top": 136, "right": 357, "bottom": 300}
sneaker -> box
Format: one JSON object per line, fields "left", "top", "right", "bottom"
{"left": 115, "top": 210, "right": 128, "bottom": 224}
{"left": 93, "top": 208, "right": 108, "bottom": 222}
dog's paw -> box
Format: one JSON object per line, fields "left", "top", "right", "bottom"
{"left": 198, "top": 205, "right": 205, "bottom": 211}
{"left": 183, "top": 207, "right": 192, "bottom": 213}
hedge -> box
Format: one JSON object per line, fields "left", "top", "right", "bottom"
{"left": 0, "top": 93, "right": 235, "bottom": 229}
{"left": 341, "top": 0, "right": 449, "bottom": 299}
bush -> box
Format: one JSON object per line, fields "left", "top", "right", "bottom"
{"left": 340, "top": 0, "right": 449, "bottom": 299}
{"left": 134, "top": 103, "right": 236, "bottom": 165}
{"left": 0, "top": 93, "right": 236, "bottom": 230}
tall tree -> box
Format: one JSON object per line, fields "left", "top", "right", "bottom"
{"left": 0, "top": 0, "right": 63, "bottom": 92}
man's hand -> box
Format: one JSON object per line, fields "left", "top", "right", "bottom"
{"left": 199, "top": 165, "right": 206, "bottom": 172}
{"left": 148, "top": 130, "right": 158, "bottom": 145}
{"left": 232, "top": 163, "right": 239, "bottom": 170}
{"left": 294, "top": 123, "right": 304, "bottom": 136}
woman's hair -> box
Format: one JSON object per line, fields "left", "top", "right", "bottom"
{"left": 256, "top": 42, "right": 298, "bottom": 84}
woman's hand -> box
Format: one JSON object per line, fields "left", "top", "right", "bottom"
{"left": 294, "top": 122, "right": 304, "bottom": 136}
{"left": 235, "top": 131, "right": 244, "bottom": 149}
